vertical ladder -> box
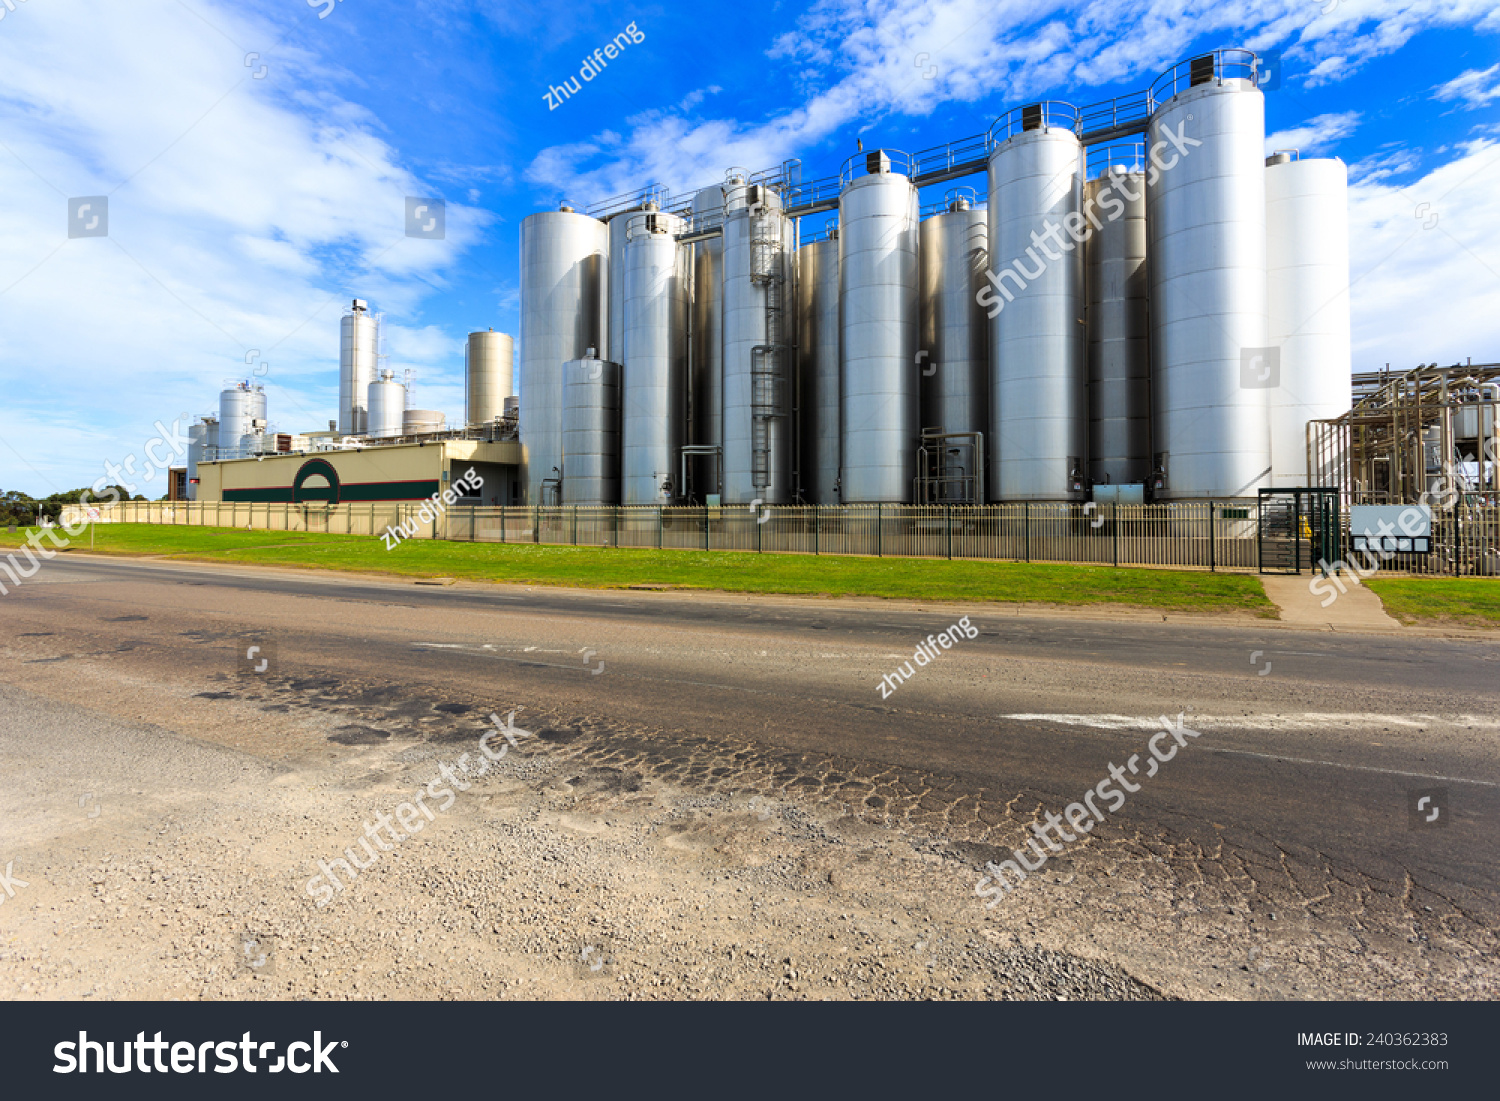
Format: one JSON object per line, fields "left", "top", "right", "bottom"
{"left": 750, "top": 209, "right": 787, "bottom": 494}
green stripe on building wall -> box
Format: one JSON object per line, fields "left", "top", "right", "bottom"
{"left": 222, "top": 480, "right": 440, "bottom": 504}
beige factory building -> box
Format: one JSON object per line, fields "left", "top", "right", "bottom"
{"left": 196, "top": 438, "right": 522, "bottom": 506}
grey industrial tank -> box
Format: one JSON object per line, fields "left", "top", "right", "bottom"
{"left": 367, "top": 369, "right": 406, "bottom": 438}
{"left": 621, "top": 209, "right": 689, "bottom": 505}
{"left": 339, "top": 299, "right": 378, "bottom": 436}
{"left": 722, "top": 177, "right": 796, "bottom": 504}
{"left": 1084, "top": 162, "right": 1151, "bottom": 487}
{"left": 519, "top": 203, "right": 606, "bottom": 504}
{"left": 402, "top": 409, "right": 445, "bottom": 434}
{"left": 219, "top": 382, "right": 266, "bottom": 460}
{"left": 466, "top": 330, "right": 514, "bottom": 426}
{"left": 919, "top": 194, "right": 989, "bottom": 500}
{"left": 1147, "top": 53, "right": 1271, "bottom": 499}
{"left": 1265, "top": 154, "right": 1351, "bottom": 484}
{"left": 562, "top": 355, "right": 622, "bottom": 505}
{"left": 605, "top": 212, "right": 633, "bottom": 365}
{"left": 797, "top": 232, "right": 841, "bottom": 503}
{"left": 690, "top": 185, "right": 725, "bottom": 498}
{"left": 839, "top": 151, "right": 919, "bottom": 503}
{"left": 986, "top": 104, "right": 1085, "bottom": 501}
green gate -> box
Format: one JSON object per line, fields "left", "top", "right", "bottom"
{"left": 1257, "top": 488, "right": 1340, "bottom": 574}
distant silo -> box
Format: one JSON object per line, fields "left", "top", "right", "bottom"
{"left": 562, "top": 354, "right": 621, "bottom": 505}
{"left": 339, "top": 299, "right": 378, "bottom": 436}
{"left": 466, "top": 330, "right": 514, "bottom": 426}
{"left": 219, "top": 382, "right": 266, "bottom": 460}
{"left": 621, "top": 208, "right": 688, "bottom": 505}
{"left": 367, "top": 369, "right": 406, "bottom": 438}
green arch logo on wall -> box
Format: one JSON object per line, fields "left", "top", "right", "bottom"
{"left": 293, "top": 458, "right": 342, "bottom": 504}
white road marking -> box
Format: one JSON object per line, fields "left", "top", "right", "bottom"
{"left": 1004, "top": 713, "right": 1500, "bottom": 732}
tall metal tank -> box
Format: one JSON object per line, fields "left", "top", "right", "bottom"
{"left": 519, "top": 203, "right": 606, "bottom": 504}
{"left": 605, "top": 212, "right": 632, "bottom": 365}
{"left": 797, "top": 231, "right": 841, "bottom": 503}
{"left": 621, "top": 208, "right": 689, "bottom": 505}
{"left": 722, "top": 176, "right": 796, "bottom": 504}
{"left": 219, "top": 382, "right": 266, "bottom": 460}
{"left": 339, "top": 299, "right": 378, "bottom": 436}
{"left": 1147, "top": 51, "right": 1271, "bottom": 499}
{"left": 466, "top": 329, "right": 514, "bottom": 426}
{"left": 562, "top": 355, "right": 622, "bottom": 505}
{"left": 402, "top": 409, "right": 445, "bottom": 435}
{"left": 839, "top": 151, "right": 919, "bottom": 503}
{"left": 1265, "top": 153, "right": 1351, "bottom": 484}
{"left": 186, "top": 418, "right": 216, "bottom": 498}
{"left": 919, "top": 193, "right": 989, "bottom": 500}
{"left": 367, "top": 369, "right": 406, "bottom": 438}
{"left": 986, "top": 104, "right": 1086, "bottom": 501}
{"left": 691, "top": 185, "right": 725, "bottom": 498}
{"left": 1084, "top": 159, "right": 1151, "bottom": 488}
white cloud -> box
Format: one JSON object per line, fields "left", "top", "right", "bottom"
{"left": 1266, "top": 111, "right": 1361, "bottom": 155}
{"left": 1349, "top": 139, "right": 1500, "bottom": 368}
{"left": 1434, "top": 63, "right": 1500, "bottom": 108}
{"left": 0, "top": 0, "right": 490, "bottom": 493}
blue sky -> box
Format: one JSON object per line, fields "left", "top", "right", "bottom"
{"left": 1, "top": 0, "right": 1497, "bottom": 495}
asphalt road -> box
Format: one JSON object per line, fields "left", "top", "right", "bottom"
{"left": 3, "top": 552, "right": 1497, "bottom": 998}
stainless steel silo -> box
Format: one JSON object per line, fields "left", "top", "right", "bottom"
{"left": 1265, "top": 154, "right": 1351, "bottom": 484}
{"left": 1084, "top": 162, "right": 1150, "bottom": 488}
{"left": 919, "top": 194, "right": 989, "bottom": 501}
{"left": 219, "top": 382, "right": 266, "bottom": 460}
{"left": 367, "top": 369, "right": 406, "bottom": 438}
{"left": 466, "top": 329, "right": 514, "bottom": 426}
{"left": 605, "top": 212, "right": 632, "bottom": 365}
{"left": 339, "top": 299, "right": 378, "bottom": 436}
{"left": 986, "top": 105, "right": 1085, "bottom": 501}
{"left": 186, "top": 419, "right": 210, "bottom": 498}
{"left": 797, "top": 232, "right": 841, "bottom": 503}
{"left": 519, "top": 203, "right": 606, "bottom": 504}
{"left": 1147, "top": 53, "right": 1270, "bottom": 499}
{"left": 691, "top": 185, "right": 725, "bottom": 499}
{"left": 722, "top": 178, "right": 796, "bottom": 504}
{"left": 839, "top": 152, "right": 919, "bottom": 503}
{"left": 562, "top": 355, "right": 622, "bottom": 505}
{"left": 621, "top": 209, "right": 689, "bottom": 505}
{"left": 402, "top": 409, "right": 445, "bottom": 435}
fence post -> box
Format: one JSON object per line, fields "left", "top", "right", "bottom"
{"left": 704, "top": 504, "right": 709, "bottom": 551}
{"left": 757, "top": 506, "right": 762, "bottom": 553}
{"left": 1112, "top": 503, "right": 1119, "bottom": 567}
{"left": 1024, "top": 502, "right": 1031, "bottom": 563}
{"left": 877, "top": 504, "right": 882, "bottom": 557}
{"left": 612, "top": 506, "right": 618, "bottom": 548}
{"left": 572, "top": 505, "right": 578, "bottom": 546}
{"left": 814, "top": 504, "right": 819, "bottom": 555}
{"left": 534, "top": 505, "right": 540, "bottom": 544}
{"left": 1208, "top": 501, "right": 1216, "bottom": 571}
{"left": 500, "top": 504, "right": 506, "bottom": 543}
{"left": 946, "top": 504, "right": 952, "bottom": 560}
{"left": 658, "top": 506, "right": 663, "bottom": 549}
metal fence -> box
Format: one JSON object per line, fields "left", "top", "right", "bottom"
{"left": 84, "top": 499, "right": 1500, "bottom": 575}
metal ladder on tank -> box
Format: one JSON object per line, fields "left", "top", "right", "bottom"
{"left": 749, "top": 211, "right": 788, "bottom": 496}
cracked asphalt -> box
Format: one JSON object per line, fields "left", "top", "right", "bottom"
{"left": 0, "top": 554, "right": 1495, "bottom": 1000}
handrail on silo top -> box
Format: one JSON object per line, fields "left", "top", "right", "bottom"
{"left": 986, "top": 102, "right": 1081, "bottom": 150}
{"left": 838, "top": 148, "right": 913, "bottom": 186}
{"left": 1147, "top": 47, "right": 1261, "bottom": 109}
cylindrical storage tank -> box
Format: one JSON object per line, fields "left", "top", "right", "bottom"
{"left": 519, "top": 204, "right": 606, "bottom": 504}
{"left": 987, "top": 105, "right": 1085, "bottom": 501}
{"left": 1084, "top": 162, "right": 1151, "bottom": 487}
{"left": 562, "top": 356, "right": 622, "bottom": 505}
{"left": 1265, "top": 154, "right": 1351, "bottom": 484}
{"left": 797, "top": 233, "right": 841, "bottom": 503}
{"left": 622, "top": 209, "right": 689, "bottom": 505}
{"left": 839, "top": 153, "right": 919, "bottom": 502}
{"left": 919, "top": 196, "right": 989, "bottom": 500}
{"left": 466, "top": 330, "right": 514, "bottom": 426}
{"left": 367, "top": 369, "right": 406, "bottom": 438}
{"left": 186, "top": 421, "right": 207, "bottom": 498}
{"left": 691, "top": 185, "right": 725, "bottom": 498}
{"left": 402, "top": 409, "right": 445, "bottom": 435}
{"left": 339, "top": 300, "right": 377, "bottom": 436}
{"left": 722, "top": 179, "right": 795, "bottom": 504}
{"left": 605, "top": 211, "right": 633, "bottom": 365}
{"left": 219, "top": 383, "right": 266, "bottom": 459}
{"left": 1147, "top": 53, "right": 1270, "bottom": 499}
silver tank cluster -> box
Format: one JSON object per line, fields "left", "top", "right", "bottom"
{"left": 515, "top": 48, "right": 1351, "bottom": 506}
